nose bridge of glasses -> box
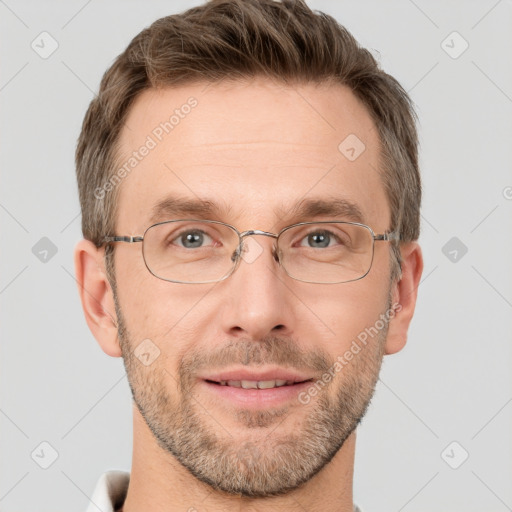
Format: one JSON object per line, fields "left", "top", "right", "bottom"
{"left": 239, "top": 229, "right": 278, "bottom": 240}
{"left": 233, "top": 229, "right": 280, "bottom": 263}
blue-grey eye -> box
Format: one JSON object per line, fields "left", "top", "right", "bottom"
{"left": 175, "top": 230, "right": 212, "bottom": 248}
{"left": 303, "top": 231, "right": 332, "bottom": 248}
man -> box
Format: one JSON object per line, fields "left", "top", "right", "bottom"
{"left": 74, "top": 0, "right": 423, "bottom": 510}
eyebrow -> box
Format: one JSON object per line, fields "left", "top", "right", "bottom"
{"left": 148, "top": 195, "right": 365, "bottom": 226}
{"left": 149, "top": 196, "right": 225, "bottom": 225}
{"left": 281, "top": 197, "right": 365, "bottom": 224}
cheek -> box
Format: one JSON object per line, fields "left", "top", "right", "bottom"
{"left": 115, "top": 251, "right": 217, "bottom": 352}
{"left": 305, "top": 280, "right": 390, "bottom": 351}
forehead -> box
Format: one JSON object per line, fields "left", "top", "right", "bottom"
{"left": 115, "top": 79, "right": 389, "bottom": 233}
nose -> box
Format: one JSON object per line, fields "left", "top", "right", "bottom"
{"left": 219, "top": 234, "right": 294, "bottom": 341}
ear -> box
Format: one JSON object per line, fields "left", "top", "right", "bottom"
{"left": 384, "top": 242, "right": 423, "bottom": 355}
{"left": 74, "top": 239, "right": 122, "bottom": 357}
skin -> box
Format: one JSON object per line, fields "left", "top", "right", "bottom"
{"left": 75, "top": 78, "right": 423, "bottom": 512}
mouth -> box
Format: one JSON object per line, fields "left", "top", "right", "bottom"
{"left": 204, "top": 378, "right": 312, "bottom": 389}
{"left": 198, "top": 369, "right": 315, "bottom": 409}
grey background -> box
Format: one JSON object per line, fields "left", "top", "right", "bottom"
{"left": 1, "top": 1, "right": 511, "bottom": 511}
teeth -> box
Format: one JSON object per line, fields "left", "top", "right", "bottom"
{"left": 218, "top": 379, "right": 296, "bottom": 389}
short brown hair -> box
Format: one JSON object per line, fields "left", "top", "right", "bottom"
{"left": 76, "top": 0, "right": 420, "bottom": 282}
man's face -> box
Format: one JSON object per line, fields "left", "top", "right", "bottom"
{"left": 112, "top": 79, "right": 395, "bottom": 496}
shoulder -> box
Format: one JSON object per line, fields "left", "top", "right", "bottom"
{"left": 84, "top": 470, "right": 130, "bottom": 512}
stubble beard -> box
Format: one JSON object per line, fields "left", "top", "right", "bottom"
{"left": 114, "top": 293, "right": 389, "bottom": 498}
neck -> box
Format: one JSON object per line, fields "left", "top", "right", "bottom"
{"left": 120, "top": 406, "right": 356, "bottom": 512}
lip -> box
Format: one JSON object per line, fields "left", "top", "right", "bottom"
{"left": 197, "top": 367, "right": 315, "bottom": 409}
{"left": 198, "top": 367, "right": 314, "bottom": 383}
{"left": 199, "top": 379, "right": 313, "bottom": 409}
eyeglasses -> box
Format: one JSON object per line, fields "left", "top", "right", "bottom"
{"left": 102, "top": 219, "right": 399, "bottom": 284}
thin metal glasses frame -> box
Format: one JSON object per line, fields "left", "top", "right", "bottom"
{"left": 102, "top": 219, "right": 400, "bottom": 284}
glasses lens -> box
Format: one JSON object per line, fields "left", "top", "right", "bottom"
{"left": 143, "top": 220, "right": 239, "bottom": 283}
{"left": 278, "top": 222, "right": 374, "bottom": 283}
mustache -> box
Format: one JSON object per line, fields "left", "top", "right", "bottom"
{"left": 179, "top": 335, "right": 332, "bottom": 384}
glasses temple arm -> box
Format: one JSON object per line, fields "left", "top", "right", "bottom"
{"left": 102, "top": 236, "right": 144, "bottom": 244}
{"left": 374, "top": 231, "right": 400, "bottom": 242}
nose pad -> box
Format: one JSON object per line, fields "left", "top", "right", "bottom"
{"left": 272, "top": 245, "right": 281, "bottom": 264}
{"left": 230, "top": 237, "right": 282, "bottom": 269}
{"left": 230, "top": 245, "right": 241, "bottom": 263}
{"left": 231, "top": 239, "right": 252, "bottom": 264}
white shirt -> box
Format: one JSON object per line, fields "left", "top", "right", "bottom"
{"left": 86, "top": 471, "right": 363, "bottom": 512}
